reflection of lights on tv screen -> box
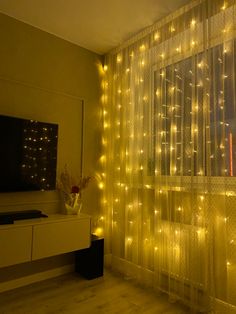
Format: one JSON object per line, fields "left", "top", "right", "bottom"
{"left": 0, "top": 115, "right": 58, "bottom": 192}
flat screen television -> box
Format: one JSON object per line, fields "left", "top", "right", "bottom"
{"left": 0, "top": 114, "right": 58, "bottom": 192}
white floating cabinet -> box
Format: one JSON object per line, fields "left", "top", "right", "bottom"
{"left": 0, "top": 226, "right": 32, "bottom": 268}
{"left": 0, "top": 214, "right": 91, "bottom": 268}
{"left": 32, "top": 218, "right": 91, "bottom": 260}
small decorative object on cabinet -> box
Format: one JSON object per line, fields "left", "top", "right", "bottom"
{"left": 75, "top": 234, "right": 104, "bottom": 279}
{"left": 57, "top": 165, "right": 93, "bottom": 215}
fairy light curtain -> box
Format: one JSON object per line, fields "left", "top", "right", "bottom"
{"left": 103, "top": 0, "right": 236, "bottom": 312}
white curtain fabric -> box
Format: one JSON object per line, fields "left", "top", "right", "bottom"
{"left": 102, "top": 0, "right": 236, "bottom": 312}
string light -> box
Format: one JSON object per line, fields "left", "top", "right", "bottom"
{"left": 176, "top": 46, "right": 181, "bottom": 53}
{"left": 127, "top": 238, "right": 132, "bottom": 244}
{"left": 117, "top": 55, "right": 122, "bottom": 63}
{"left": 160, "top": 53, "right": 165, "bottom": 59}
{"left": 154, "top": 31, "right": 160, "bottom": 41}
{"left": 102, "top": 2, "right": 236, "bottom": 296}
{"left": 191, "top": 19, "right": 197, "bottom": 27}
{"left": 221, "top": 2, "right": 227, "bottom": 10}
{"left": 139, "top": 44, "right": 146, "bottom": 51}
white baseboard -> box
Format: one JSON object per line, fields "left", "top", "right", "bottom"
{"left": 0, "top": 264, "right": 74, "bottom": 293}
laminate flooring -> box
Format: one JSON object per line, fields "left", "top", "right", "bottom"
{"left": 0, "top": 270, "right": 189, "bottom": 314}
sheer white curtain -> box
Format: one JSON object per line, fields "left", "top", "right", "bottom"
{"left": 102, "top": 0, "right": 236, "bottom": 312}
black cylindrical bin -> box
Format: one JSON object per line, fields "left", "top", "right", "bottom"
{"left": 75, "top": 234, "right": 104, "bottom": 279}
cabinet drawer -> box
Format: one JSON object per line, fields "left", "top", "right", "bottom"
{"left": 0, "top": 226, "right": 32, "bottom": 267}
{"left": 32, "top": 219, "right": 90, "bottom": 260}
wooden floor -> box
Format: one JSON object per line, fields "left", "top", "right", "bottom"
{"left": 0, "top": 270, "right": 189, "bottom": 314}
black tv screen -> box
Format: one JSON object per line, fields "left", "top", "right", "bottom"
{"left": 0, "top": 114, "right": 58, "bottom": 192}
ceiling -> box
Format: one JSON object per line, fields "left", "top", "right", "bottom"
{"left": 0, "top": 0, "right": 191, "bottom": 55}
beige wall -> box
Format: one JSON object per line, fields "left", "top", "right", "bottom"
{"left": 0, "top": 13, "right": 103, "bottom": 285}
{"left": 0, "top": 12, "right": 103, "bottom": 215}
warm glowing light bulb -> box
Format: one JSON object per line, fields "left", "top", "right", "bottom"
{"left": 221, "top": 2, "right": 227, "bottom": 10}
{"left": 154, "top": 32, "right": 160, "bottom": 41}
{"left": 198, "top": 61, "right": 203, "bottom": 68}
{"left": 117, "top": 55, "right": 122, "bottom": 63}
{"left": 176, "top": 46, "right": 181, "bottom": 53}
{"left": 98, "top": 182, "right": 104, "bottom": 189}
{"left": 103, "top": 65, "right": 108, "bottom": 72}
{"left": 160, "top": 53, "right": 165, "bottom": 59}
{"left": 191, "top": 19, "right": 196, "bottom": 27}
{"left": 139, "top": 44, "right": 146, "bottom": 51}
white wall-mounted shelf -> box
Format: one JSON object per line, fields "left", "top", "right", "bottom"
{"left": 0, "top": 213, "right": 91, "bottom": 268}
